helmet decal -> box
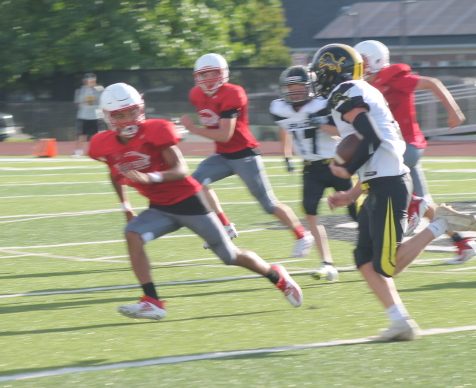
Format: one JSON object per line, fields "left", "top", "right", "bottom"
{"left": 310, "top": 44, "right": 363, "bottom": 97}
{"left": 319, "top": 52, "right": 347, "bottom": 74}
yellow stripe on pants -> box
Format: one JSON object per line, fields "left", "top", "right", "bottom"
{"left": 381, "top": 197, "right": 397, "bottom": 276}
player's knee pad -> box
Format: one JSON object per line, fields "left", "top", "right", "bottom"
{"left": 257, "top": 195, "right": 276, "bottom": 214}
{"left": 125, "top": 225, "right": 154, "bottom": 243}
{"left": 212, "top": 244, "right": 238, "bottom": 265}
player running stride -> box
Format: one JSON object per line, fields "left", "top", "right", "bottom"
{"left": 88, "top": 82, "right": 303, "bottom": 320}
{"left": 310, "top": 43, "right": 476, "bottom": 341}
{"left": 180, "top": 53, "right": 314, "bottom": 258}
{"left": 270, "top": 65, "right": 357, "bottom": 281}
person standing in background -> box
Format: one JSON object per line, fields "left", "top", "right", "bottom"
{"left": 73, "top": 73, "right": 104, "bottom": 157}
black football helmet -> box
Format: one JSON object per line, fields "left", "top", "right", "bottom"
{"left": 309, "top": 43, "right": 363, "bottom": 97}
{"left": 279, "top": 65, "right": 314, "bottom": 105}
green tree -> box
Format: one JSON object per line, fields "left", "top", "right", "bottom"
{"left": 0, "top": 0, "right": 290, "bottom": 85}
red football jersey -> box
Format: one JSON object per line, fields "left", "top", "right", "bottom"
{"left": 189, "top": 83, "right": 259, "bottom": 153}
{"left": 89, "top": 119, "right": 202, "bottom": 205}
{"left": 371, "top": 64, "right": 427, "bottom": 149}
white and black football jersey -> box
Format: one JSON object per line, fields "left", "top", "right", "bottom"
{"left": 270, "top": 97, "right": 338, "bottom": 161}
{"left": 327, "top": 80, "right": 409, "bottom": 182}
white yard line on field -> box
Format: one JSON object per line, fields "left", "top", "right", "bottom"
{"left": 0, "top": 172, "right": 106, "bottom": 178}
{"left": 0, "top": 199, "right": 300, "bottom": 223}
{"left": 0, "top": 267, "right": 317, "bottom": 299}
{"left": 0, "top": 208, "right": 123, "bottom": 224}
{"left": 432, "top": 192, "right": 476, "bottom": 198}
{"left": 430, "top": 169, "right": 476, "bottom": 173}
{"left": 0, "top": 228, "right": 266, "bottom": 250}
{"left": 0, "top": 324, "right": 474, "bottom": 383}
{"left": 0, "top": 180, "right": 109, "bottom": 187}
{"left": 0, "top": 166, "right": 104, "bottom": 171}
{"left": 0, "top": 192, "right": 114, "bottom": 199}
{"left": 0, "top": 249, "right": 129, "bottom": 263}
{"left": 1, "top": 254, "right": 472, "bottom": 301}
{"left": 422, "top": 158, "right": 476, "bottom": 163}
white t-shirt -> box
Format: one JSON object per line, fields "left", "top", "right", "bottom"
{"left": 74, "top": 85, "right": 104, "bottom": 120}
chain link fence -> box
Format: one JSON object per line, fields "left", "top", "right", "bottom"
{"left": 1, "top": 66, "right": 476, "bottom": 141}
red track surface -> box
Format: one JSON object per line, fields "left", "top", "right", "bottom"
{"left": 0, "top": 140, "right": 474, "bottom": 157}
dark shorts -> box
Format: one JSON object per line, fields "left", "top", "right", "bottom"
{"left": 302, "top": 159, "right": 355, "bottom": 218}
{"left": 354, "top": 174, "right": 412, "bottom": 277}
{"left": 77, "top": 119, "right": 100, "bottom": 139}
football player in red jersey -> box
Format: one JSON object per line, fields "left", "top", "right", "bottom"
{"left": 354, "top": 40, "right": 474, "bottom": 265}
{"left": 180, "top": 53, "right": 314, "bottom": 258}
{"left": 88, "top": 83, "right": 303, "bottom": 320}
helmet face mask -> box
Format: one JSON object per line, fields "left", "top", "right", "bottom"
{"left": 107, "top": 105, "right": 144, "bottom": 138}
{"left": 279, "top": 65, "right": 314, "bottom": 105}
{"left": 194, "top": 53, "right": 229, "bottom": 96}
{"left": 100, "top": 83, "right": 145, "bottom": 139}
{"left": 354, "top": 40, "right": 389, "bottom": 77}
{"left": 310, "top": 44, "right": 363, "bottom": 97}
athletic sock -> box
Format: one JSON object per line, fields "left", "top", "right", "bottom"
{"left": 293, "top": 225, "right": 306, "bottom": 239}
{"left": 386, "top": 304, "right": 409, "bottom": 321}
{"left": 217, "top": 212, "right": 230, "bottom": 226}
{"left": 427, "top": 218, "right": 448, "bottom": 238}
{"left": 265, "top": 269, "right": 280, "bottom": 285}
{"left": 141, "top": 282, "right": 159, "bottom": 300}
{"left": 451, "top": 232, "right": 463, "bottom": 242}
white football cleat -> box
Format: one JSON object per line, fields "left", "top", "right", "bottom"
{"left": 446, "top": 238, "right": 476, "bottom": 264}
{"left": 203, "top": 223, "right": 238, "bottom": 249}
{"left": 292, "top": 232, "right": 314, "bottom": 258}
{"left": 312, "top": 263, "right": 339, "bottom": 282}
{"left": 271, "top": 264, "right": 303, "bottom": 307}
{"left": 118, "top": 296, "right": 167, "bottom": 320}
{"left": 434, "top": 204, "right": 476, "bottom": 232}
{"left": 374, "top": 318, "right": 420, "bottom": 341}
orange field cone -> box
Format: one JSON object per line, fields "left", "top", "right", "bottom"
{"left": 34, "top": 138, "right": 57, "bottom": 158}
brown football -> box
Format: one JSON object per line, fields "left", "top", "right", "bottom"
{"left": 335, "top": 133, "right": 363, "bottom": 165}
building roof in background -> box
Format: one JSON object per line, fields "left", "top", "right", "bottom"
{"left": 281, "top": 0, "right": 401, "bottom": 48}
{"left": 315, "top": 0, "right": 476, "bottom": 39}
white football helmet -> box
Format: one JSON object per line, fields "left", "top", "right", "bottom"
{"left": 353, "top": 40, "right": 389, "bottom": 75}
{"left": 194, "top": 53, "right": 229, "bottom": 96}
{"left": 100, "top": 83, "right": 145, "bottom": 138}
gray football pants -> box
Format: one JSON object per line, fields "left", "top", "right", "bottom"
{"left": 403, "top": 143, "right": 429, "bottom": 199}
{"left": 192, "top": 153, "right": 278, "bottom": 214}
{"left": 125, "top": 208, "right": 238, "bottom": 265}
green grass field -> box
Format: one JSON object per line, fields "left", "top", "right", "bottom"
{"left": 0, "top": 155, "right": 475, "bottom": 387}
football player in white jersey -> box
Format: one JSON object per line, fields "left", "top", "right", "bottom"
{"left": 270, "top": 65, "right": 357, "bottom": 281}
{"left": 354, "top": 39, "right": 474, "bottom": 265}
{"left": 309, "top": 43, "right": 476, "bottom": 341}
